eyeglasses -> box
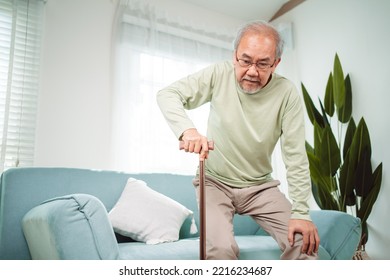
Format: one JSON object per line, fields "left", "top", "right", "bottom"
{"left": 236, "top": 54, "right": 276, "bottom": 70}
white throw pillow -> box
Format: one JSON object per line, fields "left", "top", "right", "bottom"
{"left": 109, "top": 178, "right": 197, "bottom": 245}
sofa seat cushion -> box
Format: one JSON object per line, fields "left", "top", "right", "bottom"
{"left": 118, "top": 236, "right": 331, "bottom": 260}
{"left": 118, "top": 238, "right": 199, "bottom": 260}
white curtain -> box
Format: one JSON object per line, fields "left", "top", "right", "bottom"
{"left": 111, "top": 0, "right": 233, "bottom": 175}
{"left": 0, "top": 0, "right": 44, "bottom": 172}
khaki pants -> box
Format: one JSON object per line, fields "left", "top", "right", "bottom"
{"left": 193, "top": 176, "right": 317, "bottom": 260}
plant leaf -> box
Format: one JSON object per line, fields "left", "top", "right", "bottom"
{"left": 333, "top": 53, "right": 346, "bottom": 111}
{"left": 301, "top": 83, "right": 325, "bottom": 127}
{"left": 339, "top": 149, "right": 356, "bottom": 207}
{"left": 311, "top": 180, "right": 323, "bottom": 209}
{"left": 313, "top": 122, "right": 323, "bottom": 157}
{"left": 358, "top": 163, "right": 383, "bottom": 226}
{"left": 305, "top": 141, "right": 314, "bottom": 154}
{"left": 312, "top": 179, "right": 340, "bottom": 210}
{"left": 318, "top": 98, "right": 330, "bottom": 126}
{"left": 307, "top": 151, "right": 336, "bottom": 194}
{"left": 343, "top": 117, "right": 356, "bottom": 159}
{"left": 355, "top": 148, "right": 373, "bottom": 197}
{"left": 358, "top": 163, "right": 383, "bottom": 246}
{"left": 337, "top": 74, "right": 353, "bottom": 123}
{"left": 324, "top": 72, "right": 334, "bottom": 116}
{"left": 347, "top": 118, "right": 371, "bottom": 189}
{"left": 351, "top": 118, "right": 372, "bottom": 167}
{"left": 320, "top": 124, "right": 341, "bottom": 176}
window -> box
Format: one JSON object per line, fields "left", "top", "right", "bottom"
{"left": 113, "top": 50, "right": 213, "bottom": 174}
{"left": 0, "top": 0, "right": 44, "bottom": 172}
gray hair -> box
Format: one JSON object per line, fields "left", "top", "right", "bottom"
{"left": 233, "top": 20, "right": 284, "bottom": 59}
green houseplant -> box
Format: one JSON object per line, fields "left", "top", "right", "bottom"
{"left": 301, "top": 54, "right": 383, "bottom": 252}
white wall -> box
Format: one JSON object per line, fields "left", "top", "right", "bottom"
{"left": 273, "top": 0, "right": 390, "bottom": 259}
{"left": 35, "top": 0, "right": 117, "bottom": 169}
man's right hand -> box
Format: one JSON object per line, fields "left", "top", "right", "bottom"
{"left": 180, "top": 128, "right": 210, "bottom": 161}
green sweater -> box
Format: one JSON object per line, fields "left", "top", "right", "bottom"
{"left": 157, "top": 61, "right": 311, "bottom": 220}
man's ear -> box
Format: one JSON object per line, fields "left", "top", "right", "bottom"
{"left": 274, "top": 58, "right": 282, "bottom": 68}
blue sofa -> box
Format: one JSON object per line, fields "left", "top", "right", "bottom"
{"left": 0, "top": 167, "right": 361, "bottom": 260}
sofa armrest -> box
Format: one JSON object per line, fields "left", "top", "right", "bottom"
{"left": 310, "top": 210, "right": 361, "bottom": 260}
{"left": 22, "top": 194, "right": 120, "bottom": 260}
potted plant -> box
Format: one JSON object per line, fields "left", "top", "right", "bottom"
{"left": 301, "top": 53, "right": 383, "bottom": 258}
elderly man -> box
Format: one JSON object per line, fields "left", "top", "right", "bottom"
{"left": 157, "top": 20, "right": 319, "bottom": 260}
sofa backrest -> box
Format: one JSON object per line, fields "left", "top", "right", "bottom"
{"left": 0, "top": 167, "right": 262, "bottom": 260}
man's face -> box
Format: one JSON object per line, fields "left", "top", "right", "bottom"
{"left": 233, "top": 32, "right": 280, "bottom": 94}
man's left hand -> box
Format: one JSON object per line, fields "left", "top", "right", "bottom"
{"left": 288, "top": 219, "right": 320, "bottom": 255}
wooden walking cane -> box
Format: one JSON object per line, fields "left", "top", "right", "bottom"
{"left": 180, "top": 140, "right": 214, "bottom": 260}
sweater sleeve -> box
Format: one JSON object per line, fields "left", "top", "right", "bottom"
{"left": 280, "top": 87, "right": 312, "bottom": 221}
{"left": 156, "top": 65, "right": 215, "bottom": 139}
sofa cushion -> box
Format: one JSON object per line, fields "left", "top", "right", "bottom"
{"left": 108, "top": 178, "right": 196, "bottom": 245}
{"left": 22, "top": 194, "right": 120, "bottom": 260}
{"left": 117, "top": 236, "right": 331, "bottom": 260}
{"left": 310, "top": 210, "right": 361, "bottom": 259}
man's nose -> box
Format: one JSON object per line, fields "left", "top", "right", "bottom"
{"left": 246, "top": 64, "right": 259, "bottom": 76}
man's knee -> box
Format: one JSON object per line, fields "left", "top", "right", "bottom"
{"left": 280, "top": 233, "right": 318, "bottom": 260}
{"left": 206, "top": 239, "right": 239, "bottom": 260}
